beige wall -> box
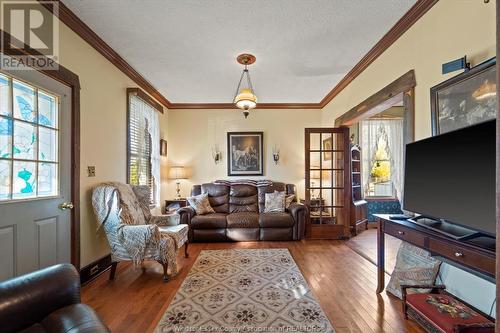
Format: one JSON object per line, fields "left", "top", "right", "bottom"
{"left": 56, "top": 23, "right": 169, "bottom": 267}
{"left": 319, "top": 0, "right": 496, "bottom": 315}
{"left": 166, "top": 108, "right": 322, "bottom": 200}
{"left": 322, "top": 0, "right": 496, "bottom": 142}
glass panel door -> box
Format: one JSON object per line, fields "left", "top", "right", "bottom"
{"left": 305, "top": 128, "right": 350, "bottom": 239}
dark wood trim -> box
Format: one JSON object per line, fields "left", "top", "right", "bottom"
{"left": 80, "top": 254, "right": 112, "bottom": 285}
{"left": 168, "top": 103, "right": 323, "bottom": 110}
{"left": 127, "top": 87, "right": 164, "bottom": 113}
{"left": 0, "top": 29, "right": 81, "bottom": 269}
{"left": 334, "top": 70, "right": 416, "bottom": 127}
{"left": 495, "top": 0, "right": 499, "bottom": 329}
{"left": 320, "top": 0, "right": 438, "bottom": 107}
{"left": 39, "top": 0, "right": 436, "bottom": 110}
{"left": 40, "top": 0, "right": 172, "bottom": 109}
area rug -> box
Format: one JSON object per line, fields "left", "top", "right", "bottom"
{"left": 154, "top": 248, "right": 334, "bottom": 332}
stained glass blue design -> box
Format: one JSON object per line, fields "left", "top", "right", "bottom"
{"left": 0, "top": 74, "right": 9, "bottom": 117}
{"left": 0, "top": 117, "right": 12, "bottom": 158}
{"left": 13, "top": 80, "right": 36, "bottom": 123}
{"left": 13, "top": 120, "right": 37, "bottom": 160}
{"left": 38, "top": 162, "right": 57, "bottom": 197}
{"left": 0, "top": 160, "right": 10, "bottom": 200}
{"left": 1, "top": 74, "right": 59, "bottom": 201}
{"left": 39, "top": 91, "right": 57, "bottom": 128}
{"left": 12, "top": 161, "right": 36, "bottom": 199}
{"left": 39, "top": 127, "right": 57, "bottom": 161}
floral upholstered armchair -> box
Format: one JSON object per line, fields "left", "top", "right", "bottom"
{"left": 91, "top": 182, "right": 189, "bottom": 281}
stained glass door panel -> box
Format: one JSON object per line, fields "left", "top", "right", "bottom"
{"left": 305, "top": 128, "right": 350, "bottom": 239}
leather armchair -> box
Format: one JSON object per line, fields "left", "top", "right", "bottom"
{"left": 0, "top": 263, "right": 109, "bottom": 333}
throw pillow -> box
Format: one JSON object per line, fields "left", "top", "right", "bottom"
{"left": 285, "top": 194, "right": 295, "bottom": 209}
{"left": 264, "top": 191, "right": 286, "bottom": 213}
{"left": 386, "top": 241, "right": 442, "bottom": 299}
{"left": 187, "top": 193, "right": 215, "bottom": 215}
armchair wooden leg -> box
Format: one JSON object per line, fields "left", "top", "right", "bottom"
{"left": 109, "top": 262, "right": 118, "bottom": 280}
{"left": 141, "top": 261, "right": 146, "bottom": 273}
{"left": 162, "top": 262, "right": 169, "bottom": 282}
{"left": 184, "top": 241, "right": 189, "bottom": 258}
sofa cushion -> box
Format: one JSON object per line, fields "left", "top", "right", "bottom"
{"left": 187, "top": 193, "right": 215, "bottom": 215}
{"left": 201, "top": 184, "right": 229, "bottom": 213}
{"left": 191, "top": 213, "right": 227, "bottom": 229}
{"left": 229, "top": 185, "right": 258, "bottom": 213}
{"left": 20, "top": 324, "right": 47, "bottom": 333}
{"left": 258, "top": 182, "right": 286, "bottom": 212}
{"left": 264, "top": 191, "right": 285, "bottom": 213}
{"left": 41, "top": 304, "right": 109, "bottom": 333}
{"left": 226, "top": 212, "right": 259, "bottom": 228}
{"left": 259, "top": 213, "right": 294, "bottom": 228}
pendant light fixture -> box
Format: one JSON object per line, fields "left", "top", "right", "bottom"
{"left": 233, "top": 53, "right": 257, "bottom": 118}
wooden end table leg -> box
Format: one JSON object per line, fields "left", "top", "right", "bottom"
{"left": 376, "top": 218, "right": 385, "bottom": 293}
{"left": 184, "top": 241, "right": 189, "bottom": 258}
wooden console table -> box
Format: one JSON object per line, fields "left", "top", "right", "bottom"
{"left": 375, "top": 214, "right": 495, "bottom": 294}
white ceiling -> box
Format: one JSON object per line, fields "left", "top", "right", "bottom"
{"left": 63, "top": 0, "right": 417, "bottom": 104}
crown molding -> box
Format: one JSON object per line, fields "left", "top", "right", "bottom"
{"left": 43, "top": 0, "right": 437, "bottom": 110}
{"left": 318, "top": 0, "right": 438, "bottom": 108}
{"left": 167, "top": 102, "right": 323, "bottom": 110}
{"left": 40, "top": 0, "right": 173, "bottom": 108}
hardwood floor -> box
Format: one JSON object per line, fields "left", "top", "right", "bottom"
{"left": 346, "top": 228, "right": 402, "bottom": 273}
{"left": 82, "top": 240, "right": 424, "bottom": 333}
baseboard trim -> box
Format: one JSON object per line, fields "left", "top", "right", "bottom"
{"left": 80, "top": 254, "right": 112, "bottom": 285}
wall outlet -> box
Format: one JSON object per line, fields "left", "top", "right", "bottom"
{"left": 87, "top": 166, "right": 96, "bottom": 177}
{"left": 90, "top": 264, "right": 99, "bottom": 276}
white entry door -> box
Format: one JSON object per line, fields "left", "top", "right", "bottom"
{"left": 0, "top": 66, "right": 72, "bottom": 280}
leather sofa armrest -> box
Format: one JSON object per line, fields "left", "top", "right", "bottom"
{"left": 288, "top": 203, "right": 308, "bottom": 240}
{"left": 0, "top": 263, "right": 81, "bottom": 332}
{"left": 178, "top": 206, "right": 196, "bottom": 225}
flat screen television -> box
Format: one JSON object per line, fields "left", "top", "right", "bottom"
{"left": 403, "top": 119, "right": 496, "bottom": 237}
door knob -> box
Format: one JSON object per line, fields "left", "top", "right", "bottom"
{"left": 59, "top": 202, "right": 74, "bottom": 210}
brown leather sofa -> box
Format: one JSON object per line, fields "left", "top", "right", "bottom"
{"left": 178, "top": 181, "right": 307, "bottom": 242}
{"left": 0, "top": 264, "right": 109, "bottom": 333}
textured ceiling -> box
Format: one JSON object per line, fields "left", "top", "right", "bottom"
{"left": 63, "top": 0, "right": 417, "bottom": 104}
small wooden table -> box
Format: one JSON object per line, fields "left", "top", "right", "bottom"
{"left": 164, "top": 199, "right": 187, "bottom": 214}
{"left": 375, "top": 214, "right": 495, "bottom": 294}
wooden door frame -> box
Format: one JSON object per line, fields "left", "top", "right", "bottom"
{"left": 334, "top": 70, "right": 416, "bottom": 146}
{"left": 1, "top": 30, "right": 81, "bottom": 269}
{"left": 495, "top": 0, "right": 499, "bottom": 329}
{"left": 304, "top": 127, "right": 351, "bottom": 239}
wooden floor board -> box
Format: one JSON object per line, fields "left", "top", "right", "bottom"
{"left": 82, "top": 239, "right": 424, "bottom": 333}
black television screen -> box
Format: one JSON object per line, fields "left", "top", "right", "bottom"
{"left": 403, "top": 120, "right": 496, "bottom": 236}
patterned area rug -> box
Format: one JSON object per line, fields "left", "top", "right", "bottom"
{"left": 154, "top": 248, "right": 334, "bottom": 332}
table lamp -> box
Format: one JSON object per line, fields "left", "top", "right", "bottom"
{"left": 169, "top": 166, "right": 187, "bottom": 198}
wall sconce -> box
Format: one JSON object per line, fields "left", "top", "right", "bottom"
{"left": 212, "top": 145, "right": 222, "bottom": 164}
{"left": 272, "top": 145, "right": 280, "bottom": 165}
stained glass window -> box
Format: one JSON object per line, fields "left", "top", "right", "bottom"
{"left": 0, "top": 73, "right": 59, "bottom": 201}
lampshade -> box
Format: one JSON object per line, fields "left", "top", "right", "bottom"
{"left": 169, "top": 166, "right": 187, "bottom": 180}
{"left": 234, "top": 88, "right": 257, "bottom": 110}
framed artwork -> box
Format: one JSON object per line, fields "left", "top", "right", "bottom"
{"left": 323, "top": 136, "right": 332, "bottom": 161}
{"left": 431, "top": 57, "right": 496, "bottom": 135}
{"left": 160, "top": 139, "right": 167, "bottom": 156}
{"left": 227, "top": 132, "right": 264, "bottom": 176}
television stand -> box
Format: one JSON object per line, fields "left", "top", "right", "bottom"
{"left": 409, "top": 216, "right": 485, "bottom": 241}
{"left": 375, "top": 214, "right": 495, "bottom": 293}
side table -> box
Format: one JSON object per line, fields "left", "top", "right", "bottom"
{"left": 164, "top": 198, "right": 188, "bottom": 214}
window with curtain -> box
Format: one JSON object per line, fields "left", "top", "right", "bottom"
{"left": 127, "top": 90, "right": 160, "bottom": 206}
{"left": 360, "top": 119, "right": 403, "bottom": 200}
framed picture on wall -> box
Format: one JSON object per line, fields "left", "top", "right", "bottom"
{"left": 227, "top": 132, "right": 264, "bottom": 176}
{"left": 323, "top": 136, "right": 333, "bottom": 161}
{"left": 431, "top": 57, "right": 496, "bottom": 135}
